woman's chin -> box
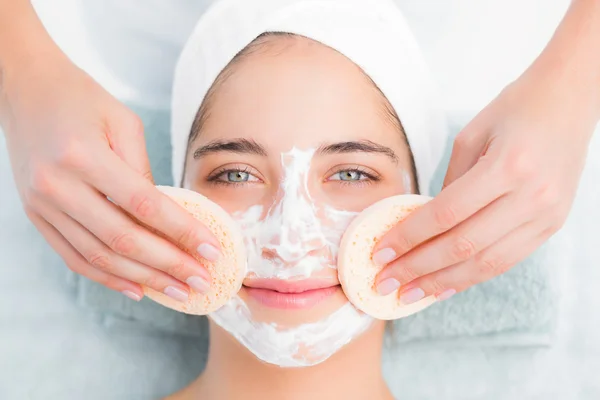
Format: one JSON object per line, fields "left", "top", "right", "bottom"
{"left": 238, "top": 285, "right": 349, "bottom": 327}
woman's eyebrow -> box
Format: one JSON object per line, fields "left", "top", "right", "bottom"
{"left": 192, "top": 138, "right": 398, "bottom": 162}
{"left": 318, "top": 140, "right": 398, "bottom": 163}
{"left": 193, "top": 138, "right": 267, "bottom": 159}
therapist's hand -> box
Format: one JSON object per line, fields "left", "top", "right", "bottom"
{"left": 0, "top": 48, "right": 217, "bottom": 302}
{"left": 372, "top": 65, "right": 597, "bottom": 303}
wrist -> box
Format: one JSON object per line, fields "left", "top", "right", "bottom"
{"left": 0, "top": 1, "right": 67, "bottom": 128}
{"left": 0, "top": 1, "right": 63, "bottom": 92}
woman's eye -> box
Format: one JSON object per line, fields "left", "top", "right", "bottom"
{"left": 212, "top": 169, "right": 259, "bottom": 184}
{"left": 329, "top": 169, "right": 369, "bottom": 182}
{"left": 227, "top": 171, "right": 250, "bottom": 182}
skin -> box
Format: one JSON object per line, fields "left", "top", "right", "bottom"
{"left": 373, "top": 0, "right": 600, "bottom": 302}
{"left": 170, "top": 35, "right": 410, "bottom": 399}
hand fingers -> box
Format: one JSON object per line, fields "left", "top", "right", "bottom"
{"left": 26, "top": 208, "right": 143, "bottom": 301}
{"left": 373, "top": 156, "right": 506, "bottom": 265}
{"left": 36, "top": 199, "right": 196, "bottom": 302}
{"left": 395, "top": 221, "right": 547, "bottom": 304}
{"left": 42, "top": 177, "right": 212, "bottom": 292}
{"left": 376, "top": 193, "right": 525, "bottom": 291}
{"left": 84, "top": 149, "right": 221, "bottom": 261}
{"left": 105, "top": 111, "right": 154, "bottom": 183}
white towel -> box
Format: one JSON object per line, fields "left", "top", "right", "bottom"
{"left": 170, "top": 0, "right": 449, "bottom": 194}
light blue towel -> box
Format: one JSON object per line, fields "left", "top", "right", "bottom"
{"left": 75, "top": 105, "right": 562, "bottom": 347}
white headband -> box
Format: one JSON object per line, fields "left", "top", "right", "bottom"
{"left": 171, "top": 0, "right": 449, "bottom": 195}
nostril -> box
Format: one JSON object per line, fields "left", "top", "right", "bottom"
{"left": 261, "top": 248, "right": 278, "bottom": 261}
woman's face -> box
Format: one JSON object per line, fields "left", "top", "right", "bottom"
{"left": 184, "top": 36, "right": 414, "bottom": 365}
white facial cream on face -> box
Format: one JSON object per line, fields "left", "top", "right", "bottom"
{"left": 211, "top": 295, "right": 373, "bottom": 367}
{"left": 402, "top": 169, "right": 413, "bottom": 194}
{"left": 208, "top": 147, "right": 374, "bottom": 367}
{"left": 233, "top": 147, "right": 358, "bottom": 280}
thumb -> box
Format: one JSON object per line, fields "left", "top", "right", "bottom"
{"left": 442, "top": 123, "right": 489, "bottom": 189}
{"left": 105, "top": 109, "right": 154, "bottom": 183}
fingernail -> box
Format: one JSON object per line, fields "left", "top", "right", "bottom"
{"left": 164, "top": 286, "right": 189, "bottom": 302}
{"left": 186, "top": 276, "right": 211, "bottom": 294}
{"left": 197, "top": 243, "right": 221, "bottom": 262}
{"left": 122, "top": 290, "right": 142, "bottom": 302}
{"left": 400, "top": 287, "right": 425, "bottom": 305}
{"left": 376, "top": 278, "right": 401, "bottom": 295}
{"left": 372, "top": 248, "right": 397, "bottom": 266}
{"left": 437, "top": 288, "right": 456, "bottom": 301}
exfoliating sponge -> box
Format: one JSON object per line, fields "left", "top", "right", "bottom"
{"left": 338, "top": 194, "right": 437, "bottom": 320}
{"left": 143, "top": 186, "right": 247, "bottom": 314}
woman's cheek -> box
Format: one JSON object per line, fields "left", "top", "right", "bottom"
{"left": 321, "top": 181, "right": 402, "bottom": 212}
{"left": 194, "top": 183, "right": 268, "bottom": 215}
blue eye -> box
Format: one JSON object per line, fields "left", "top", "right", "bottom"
{"left": 330, "top": 170, "right": 368, "bottom": 181}
{"left": 227, "top": 171, "right": 250, "bottom": 182}
{"left": 208, "top": 167, "right": 260, "bottom": 185}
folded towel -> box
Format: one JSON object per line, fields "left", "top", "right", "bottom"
{"left": 76, "top": 107, "right": 562, "bottom": 347}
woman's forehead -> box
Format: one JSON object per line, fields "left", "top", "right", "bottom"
{"left": 187, "top": 34, "right": 410, "bottom": 164}
{"left": 204, "top": 41, "right": 386, "bottom": 119}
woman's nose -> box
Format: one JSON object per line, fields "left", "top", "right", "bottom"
{"left": 265, "top": 187, "right": 329, "bottom": 260}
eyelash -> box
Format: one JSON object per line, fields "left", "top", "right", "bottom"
{"left": 328, "top": 166, "right": 380, "bottom": 187}
{"left": 206, "top": 166, "right": 256, "bottom": 187}
{"left": 206, "top": 166, "right": 380, "bottom": 187}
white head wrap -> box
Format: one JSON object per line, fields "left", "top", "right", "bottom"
{"left": 170, "top": 0, "right": 448, "bottom": 195}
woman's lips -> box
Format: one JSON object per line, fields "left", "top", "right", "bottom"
{"left": 243, "top": 278, "right": 340, "bottom": 309}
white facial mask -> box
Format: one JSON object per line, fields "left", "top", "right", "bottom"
{"left": 234, "top": 147, "right": 357, "bottom": 280}
{"left": 402, "top": 169, "right": 413, "bottom": 194}
{"left": 208, "top": 147, "right": 374, "bottom": 367}
{"left": 211, "top": 295, "right": 372, "bottom": 367}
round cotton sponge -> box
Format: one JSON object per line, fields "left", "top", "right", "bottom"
{"left": 143, "top": 186, "right": 247, "bottom": 314}
{"left": 338, "top": 194, "right": 437, "bottom": 320}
